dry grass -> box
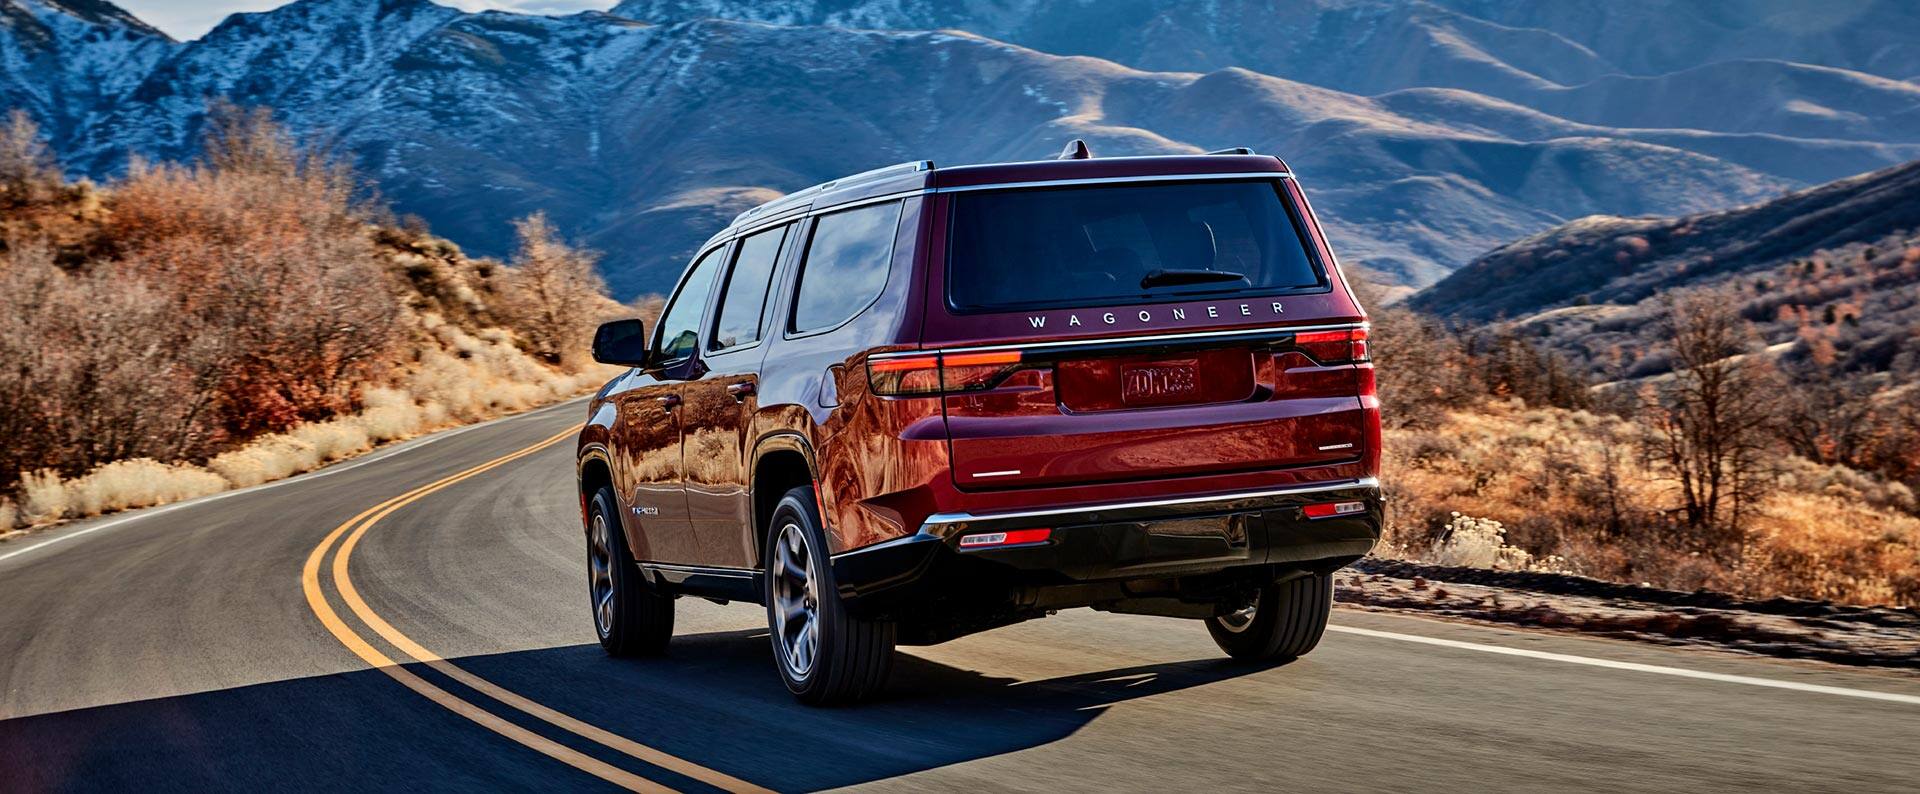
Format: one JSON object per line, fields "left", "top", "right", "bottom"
{"left": 5, "top": 327, "right": 613, "bottom": 526}
{"left": 1384, "top": 402, "right": 1920, "bottom": 606}
{"left": 65, "top": 460, "right": 229, "bottom": 516}
{"left": 17, "top": 470, "right": 69, "bottom": 526}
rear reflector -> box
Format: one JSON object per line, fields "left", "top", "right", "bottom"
{"left": 1302, "top": 501, "right": 1365, "bottom": 519}
{"left": 957, "top": 528, "right": 1052, "bottom": 549}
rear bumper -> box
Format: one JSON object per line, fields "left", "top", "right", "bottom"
{"left": 830, "top": 477, "right": 1381, "bottom": 613}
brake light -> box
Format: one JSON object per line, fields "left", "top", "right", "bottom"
{"left": 869, "top": 350, "right": 1027, "bottom": 396}
{"left": 1302, "top": 501, "right": 1365, "bottom": 519}
{"left": 868, "top": 354, "right": 943, "bottom": 395}
{"left": 958, "top": 528, "right": 1052, "bottom": 549}
{"left": 1292, "top": 328, "right": 1369, "bottom": 365}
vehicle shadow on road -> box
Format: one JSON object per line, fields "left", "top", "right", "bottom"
{"left": 456, "top": 627, "right": 1279, "bottom": 790}
{"left": 0, "top": 628, "right": 1279, "bottom": 791}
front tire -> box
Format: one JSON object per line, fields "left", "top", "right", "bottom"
{"left": 764, "top": 486, "right": 895, "bottom": 705}
{"left": 1206, "top": 572, "right": 1333, "bottom": 661}
{"left": 587, "top": 486, "right": 673, "bottom": 657}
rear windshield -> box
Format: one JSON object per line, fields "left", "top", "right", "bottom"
{"left": 946, "top": 179, "right": 1326, "bottom": 312}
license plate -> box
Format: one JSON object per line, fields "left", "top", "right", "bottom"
{"left": 1121, "top": 361, "right": 1199, "bottom": 406}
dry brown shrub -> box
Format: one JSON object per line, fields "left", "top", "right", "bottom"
{"left": 1743, "top": 493, "right": 1920, "bottom": 605}
{"left": 1385, "top": 403, "right": 1920, "bottom": 606}
{"left": 108, "top": 104, "right": 401, "bottom": 440}
{"left": 1, "top": 104, "right": 620, "bottom": 526}
{"left": 0, "top": 243, "right": 203, "bottom": 483}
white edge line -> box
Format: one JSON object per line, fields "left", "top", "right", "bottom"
{"left": 1327, "top": 624, "right": 1920, "bottom": 706}
{"left": 0, "top": 398, "right": 587, "bottom": 567}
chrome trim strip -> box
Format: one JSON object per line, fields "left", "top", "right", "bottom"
{"left": 714, "top": 188, "right": 931, "bottom": 245}
{"left": 921, "top": 477, "right": 1381, "bottom": 530}
{"left": 818, "top": 188, "right": 931, "bottom": 215}
{"left": 933, "top": 171, "right": 1291, "bottom": 194}
{"left": 869, "top": 321, "right": 1367, "bottom": 359}
{"left": 638, "top": 561, "right": 756, "bottom": 578}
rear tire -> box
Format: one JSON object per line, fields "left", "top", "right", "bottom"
{"left": 1205, "top": 572, "right": 1333, "bottom": 661}
{"left": 587, "top": 486, "right": 673, "bottom": 657}
{"left": 765, "top": 486, "right": 895, "bottom": 705}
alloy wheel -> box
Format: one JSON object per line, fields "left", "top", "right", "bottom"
{"left": 589, "top": 512, "right": 616, "bottom": 639}
{"left": 771, "top": 521, "right": 820, "bottom": 678}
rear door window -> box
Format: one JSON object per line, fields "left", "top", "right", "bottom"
{"left": 790, "top": 201, "right": 903, "bottom": 333}
{"left": 946, "top": 180, "right": 1325, "bottom": 312}
{"left": 710, "top": 224, "right": 788, "bottom": 351}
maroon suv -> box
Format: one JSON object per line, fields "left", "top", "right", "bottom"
{"left": 577, "top": 146, "right": 1381, "bottom": 704}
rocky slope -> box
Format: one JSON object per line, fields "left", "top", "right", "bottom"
{"left": 1411, "top": 159, "right": 1920, "bottom": 397}
{"left": 8, "top": 0, "right": 1920, "bottom": 297}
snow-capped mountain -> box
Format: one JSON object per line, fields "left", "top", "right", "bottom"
{"left": 613, "top": 0, "right": 1920, "bottom": 101}
{"left": 1, "top": 0, "right": 172, "bottom": 141}
{"left": 6, "top": 0, "right": 1920, "bottom": 297}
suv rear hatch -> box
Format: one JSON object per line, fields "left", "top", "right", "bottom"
{"left": 906, "top": 175, "right": 1371, "bottom": 491}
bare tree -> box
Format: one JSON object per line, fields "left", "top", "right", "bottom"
{"left": 1368, "top": 305, "right": 1475, "bottom": 427}
{"left": 497, "top": 212, "right": 608, "bottom": 366}
{"left": 1776, "top": 358, "right": 1879, "bottom": 467}
{"left": 0, "top": 110, "right": 59, "bottom": 207}
{"left": 1638, "top": 288, "right": 1779, "bottom": 558}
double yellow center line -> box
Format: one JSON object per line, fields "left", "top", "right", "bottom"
{"left": 301, "top": 426, "right": 771, "bottom": 793}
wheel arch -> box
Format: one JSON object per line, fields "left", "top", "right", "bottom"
{"left": 577, "top": 446, "right": 615, "bottom": 533}
{"left": 750, "top": 433, "right": 818, "bottom": 568}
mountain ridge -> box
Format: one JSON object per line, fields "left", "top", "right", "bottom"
{"left": 7, "top": 0, "right": 1919, "bottom": 297}
{"left": 1411, "top": 158, "right": 1920, "bottom": 323}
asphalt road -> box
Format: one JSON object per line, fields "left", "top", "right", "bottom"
{"left": 3, "top": 400, "right": 1917, "bottom": 792}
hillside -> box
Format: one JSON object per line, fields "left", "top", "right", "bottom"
{"left": 0, "top": 108, "right": 621, "bottom": 529}
{"left": 5, "top": 0, "right": 1919, "bottom": 298}
{"left": 1413, "top": 159, "right": 1920, "bottom": 322}
{"left": 1406, "top": 157, "right": 1920, "bottom": 498}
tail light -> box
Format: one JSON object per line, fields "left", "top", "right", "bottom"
{"left": 1291, "top": 328, "right": 1369, "bottom": 365}
{"left": 869, "top": 350, "right": 1028, "bottom": 396}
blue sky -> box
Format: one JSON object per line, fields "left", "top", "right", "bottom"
{"left": 118, "top": 1, "right": 620, "bottom": 40}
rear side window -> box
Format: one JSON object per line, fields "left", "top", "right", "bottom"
{"left": 711, "top": 224, "right": 788, "bottom": 351}
{"left": 946, "top": 180, "right": 1325, "bottom": 312}
{"left": 790, "top": 201, "right": 903, "bottom": 333}
{"left": 652, "top": 246, "right": 725, "bottom": 366}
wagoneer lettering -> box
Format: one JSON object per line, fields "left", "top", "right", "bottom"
{"left": 577, "top": 144, "right": 1382, "bottom": 705}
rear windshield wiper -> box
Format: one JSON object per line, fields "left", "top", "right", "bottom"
{"left": 1139, "top": 269, "right": 1249, "bottom": 289}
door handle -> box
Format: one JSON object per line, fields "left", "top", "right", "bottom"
{"left": 656, "top": 394, "right": 681, "bottom": 410}
{"left": 726, "top": 382, "right": 756, "bottom": 402}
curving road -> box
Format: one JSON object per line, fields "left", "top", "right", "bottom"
{"left": 3, "top": 400, "right": 1917, "bottom": 792}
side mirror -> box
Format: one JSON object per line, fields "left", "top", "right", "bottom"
{"left": 591, "top": 319, "right": 651, "bottom": 367}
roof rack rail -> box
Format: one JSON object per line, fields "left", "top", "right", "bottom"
{"left": 734, "top": 160, "right": 934, "bottom": 225}
{"left": 1206, "top": 147, "right": 1255, "bottom": 155}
